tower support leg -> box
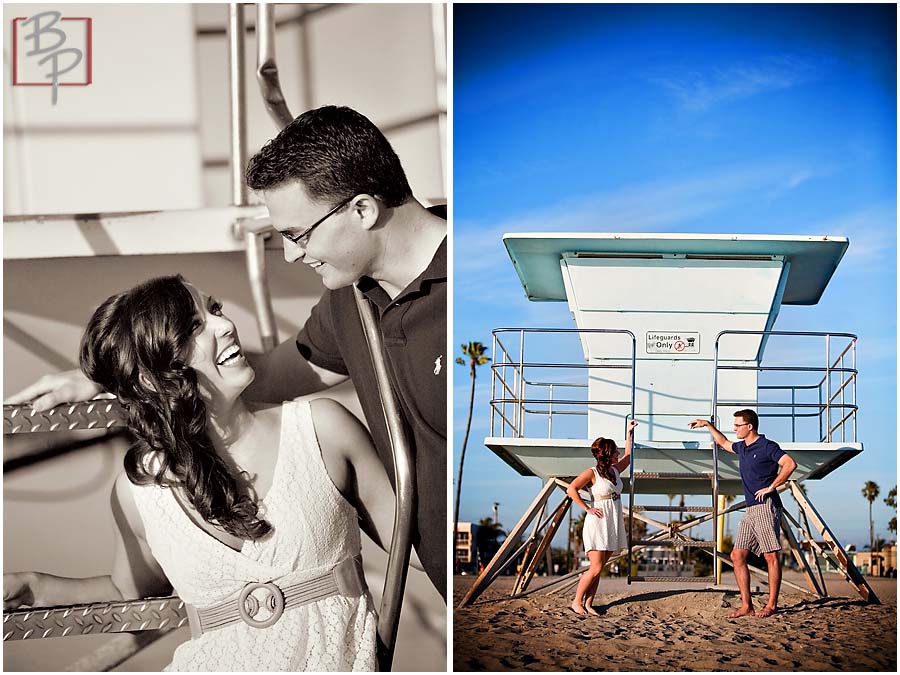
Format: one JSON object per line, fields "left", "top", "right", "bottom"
{"left": 458, "top": 478, "right": 558, "bottom": 607}
{"left": 787, "top": 481, "right": 879, "bottom": 603}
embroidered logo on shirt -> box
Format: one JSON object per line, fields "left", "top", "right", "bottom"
{"left": 434, "top": 355, "right": 442, "bottom": 375}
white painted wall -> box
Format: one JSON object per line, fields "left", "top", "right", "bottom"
{"left": 559, "top": 257, "right": 788, "bottom": 441}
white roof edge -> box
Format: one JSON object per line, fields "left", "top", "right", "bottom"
{"left": 502, "top": 232, "right": 849, "bottom": 243}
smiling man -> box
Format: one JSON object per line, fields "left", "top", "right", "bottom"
{"left": 244, "top": 106, "right": 448, "bottom": 599}
{"left": 690, "top": 410, "right": 797, "bottom": 618}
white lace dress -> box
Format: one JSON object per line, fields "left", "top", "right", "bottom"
{"left": 581, "top": 467, "right": 627, "bottom": 553}
{"left": 129, "top": 400, "right": 378, "bottom": 672}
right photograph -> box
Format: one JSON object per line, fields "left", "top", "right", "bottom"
{"left": 452, "top": 4, "right": 897, "bottom": 672}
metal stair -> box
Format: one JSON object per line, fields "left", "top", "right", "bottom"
{"left": 626, "top": 462, "right": 720, "bottom": 584}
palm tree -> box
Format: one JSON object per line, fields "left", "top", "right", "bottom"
{"left": 475, "top": 516, "right": 506, "bottom": 569}
{"left": 885, "top": 486, "right": 896, "bottom": 534}
{"left": 453, "top": 342, "right": 491, "bottom": 573}
{"left": 862, "top": 481, "right": 880, "bottom": 551}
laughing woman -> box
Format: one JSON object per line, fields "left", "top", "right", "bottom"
{"left": 566, "top": 419, "right": 637, "bottom": 616}
{"left": 3, "top": 275, "right": 406, "bottom": 671}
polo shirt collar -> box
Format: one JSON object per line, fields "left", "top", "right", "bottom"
{"left": 744, "top": 434, "right": 766, "bottom": 448}
{"left": 357, "top": 235, "right": 447, "bottom": 309}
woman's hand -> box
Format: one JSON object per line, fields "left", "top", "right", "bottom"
{"left": 4, "top": 572, "right": 37, "bottom": 610}
{"left": 587, "top": 507, "right": 604, "bottom": 519}
{"left": 627, "top": 419, "right": 638, "bottom": 434}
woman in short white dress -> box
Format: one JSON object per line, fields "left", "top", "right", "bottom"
{"left": 567, "top": 420, "right": 637, "bottom": 615}
{"left": 3, "top": 275, "right": 412, "bottom": 671}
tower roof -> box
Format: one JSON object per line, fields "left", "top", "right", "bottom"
{"left": 503, "top": 233, "right": 848, "bottom": 305}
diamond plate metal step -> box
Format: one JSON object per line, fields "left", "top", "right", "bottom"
{"left": 634, "top": 539, "right": 717, "bottom": 547}
{"left": 3, "top": 400, "right": 126, "bottom": 434}
{"left": 629, "top": 576, "right": 717, "bottom": 583}
{"left": 632, "top": 505, "right": 714, "bottom": 513}
{"left": 631, "top": 471, "right": 714, "bottom": 480}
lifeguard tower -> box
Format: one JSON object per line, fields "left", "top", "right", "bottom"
{"left": 459, "top": 232, "right": 877, "bottom": 607}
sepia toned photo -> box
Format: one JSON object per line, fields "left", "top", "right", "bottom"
{"left": 3, "top": 3, "right": 446, "bottom": 671}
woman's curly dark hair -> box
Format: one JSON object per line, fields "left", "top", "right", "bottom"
{"left": 79, "top": 275, "right": 271, "bottom": 541}
{"left": 590, "top": 437, "right": 619, "bottom": 485}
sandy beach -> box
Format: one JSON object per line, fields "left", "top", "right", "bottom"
{"left": 453, "top": 573, "right": 897, "bottom": 671}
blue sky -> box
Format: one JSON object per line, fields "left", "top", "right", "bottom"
{"left": 452, "top": 3, "right": 897, "bottom": 551}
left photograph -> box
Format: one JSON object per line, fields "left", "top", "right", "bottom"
{"left": 3, "top": 3, "right": 446, "bottom": 672}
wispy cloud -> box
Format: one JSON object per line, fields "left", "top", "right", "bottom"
{"left": 648, "top": 55, "right": 822, "bottom": 112}
{"left": 454, "top": 159, "right": 835, "bottom": 303}
{"left": 793, "top": 201, "right": 897, "bottom": 269}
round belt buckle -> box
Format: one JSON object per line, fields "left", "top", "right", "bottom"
{"left": 238, "top": 581, "right": 284, "bottom": 628}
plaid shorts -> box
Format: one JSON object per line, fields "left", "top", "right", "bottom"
{"left": 735, "top": 501, "right": 782, "bottom": 555}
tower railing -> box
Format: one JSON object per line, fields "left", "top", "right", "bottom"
{"left": 712, "top": 330, "right": 858, "bottom": 443}
{"left": 489, "top": 328, "right": 637, "bottom": 440}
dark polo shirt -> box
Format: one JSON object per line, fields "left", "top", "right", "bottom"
{"left": 733, "top": 434, "right": 786, "bottom": 508}
{"left": 295, "top": 207, "right": 447, "bottom": 598}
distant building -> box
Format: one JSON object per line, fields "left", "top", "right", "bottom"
{"left": 852, "top": 544, "right": 897, "bottom": 577}
{"left": 455, "top": 522, "right": 480, "bottom": 573}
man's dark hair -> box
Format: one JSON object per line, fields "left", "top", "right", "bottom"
{"left": 734, "top": 409, "right": 759, "bottom": 431}
{"left": 245, "top": 105, "right": 413, "bottom": 207}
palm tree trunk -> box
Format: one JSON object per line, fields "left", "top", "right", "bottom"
{"left": 453, "top": 363, "right": 478, "bottom": 574}
{"left": 869, "top": 500, "right": 874, "bottom": 551}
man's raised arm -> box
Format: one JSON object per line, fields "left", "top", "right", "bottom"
{"left": 688, "top": 418, "right": 735, "bottom": 453}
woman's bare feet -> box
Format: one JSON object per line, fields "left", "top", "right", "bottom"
{"left": 585, "top": 604, "right": 601, "bottom": 616}
{"left": 570, "top": 601, "right": 587, "bottom": 615}
{"left": 754, "top": 606, "right": 776, "bottom": 618}
{"left": 728, "top": 606, "right": 755, "bottom": 618}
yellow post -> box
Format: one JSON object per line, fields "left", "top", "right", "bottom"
{"left": 716, "top": 494, "right": 726, "bottom": 584}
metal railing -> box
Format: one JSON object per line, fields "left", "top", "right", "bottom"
{"left": 713, "top": 330, "right": 858, "bottom": 443}
{"left": 489, "top": 328, "right": 637, "bottom": 439}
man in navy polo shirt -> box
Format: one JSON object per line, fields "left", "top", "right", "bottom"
{"left": 690, "top": 410, "right": 797, "bottom": 618}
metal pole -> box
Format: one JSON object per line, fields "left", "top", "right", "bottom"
{"left": 517, "top": 329, "right": 525, "bottom": 438}
{"left": 548, "top": 383, "right": 553, "bottom": 438}
{"left": 256, "top": 2, "right": 294, "bottom": 129}
{"left": 852, "top": 338, "right": 857, "bottom": 441}
{"left": 825, "top": 334, "right": 831, "bottom": 442}
{"left": 840, "top": 349, "right": 845, "bottom": 443}
{"left": 711, "top": 335, "right": 721, "bottom": 571}
{"left": 229, "top": 3, "right": 278, "bottom": 351}
{"left": 354, "top": 288, "right": 416, "bottom": 671}
{"left": 791, "top": 386, "right": 796, "bottom": 442}
{"left": 228, "top": 4, "right": 248, "bottom": 207}
{"left": 626, "top": 332, "right": 636, "bottom": 583}
{"left": 490, "top": 332, "right": 497, "bottom": 436}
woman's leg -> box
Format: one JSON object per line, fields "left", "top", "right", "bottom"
{"left": 583, "top": 551, "right": 611, "bottom": 614}
{"left": 571, "top": 550, "right": 603, "bottom": 614}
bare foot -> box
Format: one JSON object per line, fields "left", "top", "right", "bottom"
{"left": 728, "top": 606, "right": 755, "bottom": 618}
{"left": 570, "top": 602, "right": 586, "bottom": 615}
{"left": 754, "top": 606, "right": 776, "bottom": 618}
{"left": 585, "top": 605, "right": 601, "bottom": 616}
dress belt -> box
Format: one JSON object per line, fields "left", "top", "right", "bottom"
{"left": 594, "top": 492, "right": 620, "bottom": 501}
{"left": 185, "top": 555, "right": 366, "bottom": 638}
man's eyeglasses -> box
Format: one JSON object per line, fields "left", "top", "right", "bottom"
{"left": 280, "top": 195, "right": 355, "bottom": 245}
{"left": 734, "top": 423, "right": 750, "bottom": 428}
